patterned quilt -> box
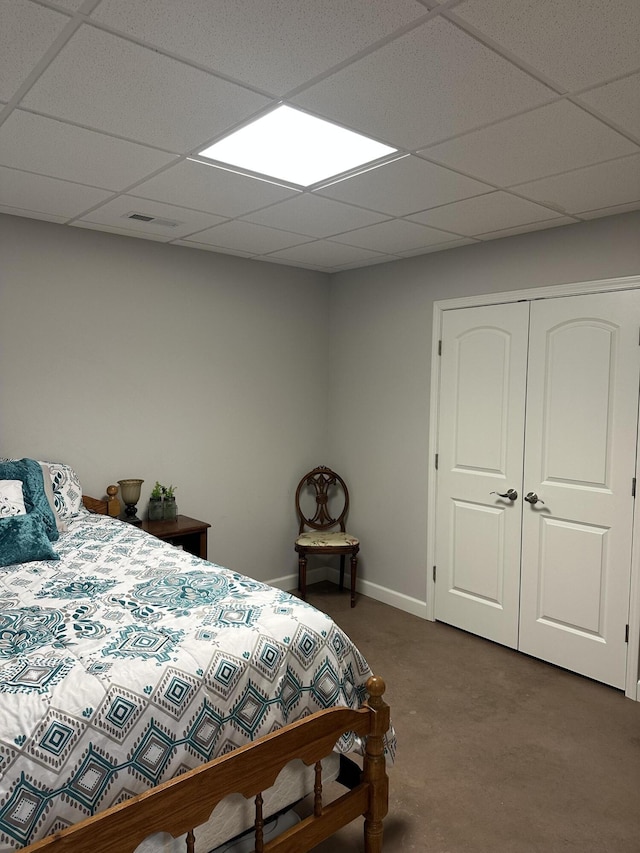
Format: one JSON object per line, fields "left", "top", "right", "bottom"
{"left": 0, "top": 513, "right": 386, "bottom": 851}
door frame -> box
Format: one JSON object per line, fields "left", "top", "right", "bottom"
{"left": 426, "top": 274, "right": 640, "bottom": 700}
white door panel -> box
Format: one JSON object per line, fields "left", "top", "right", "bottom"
{"left": 519, "top": 291, "right": 640, "bottom": 688}
{"left": 536, "top": 517, "right": 608, "bottom": 634}
{"left": 451, "top": 500, "right": 506, "bottom": 603}
{"left": 540, "top": 320, "right": 614, "bottom": 485}
{"left": 435, "top": 302, "right": 529, "bottom": 648}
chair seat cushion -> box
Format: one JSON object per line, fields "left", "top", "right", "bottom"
{"left": 296, "top": 531, "right": 359, "bottom": 548}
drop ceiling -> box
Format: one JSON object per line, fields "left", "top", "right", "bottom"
{"left": 1, "top": 0, "right": 639, "bottom": 272}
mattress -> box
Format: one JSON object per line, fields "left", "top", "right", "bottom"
{"left": 136, "top": 754, "right": 340, "bottom": 853}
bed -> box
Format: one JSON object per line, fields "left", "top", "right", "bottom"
{"left": 0, "top": 459, "right": 393, "bottom": 852}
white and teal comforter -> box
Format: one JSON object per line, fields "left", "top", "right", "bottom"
{"left": 0, "top": 514, "right": 377, "bottom": 851}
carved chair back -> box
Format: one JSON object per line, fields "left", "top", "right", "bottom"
{"left": 295, "top": 466, "right": 350, "bottom": 535}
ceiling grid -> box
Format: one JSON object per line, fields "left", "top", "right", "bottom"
{"left": 0, "top": 0, "right": 638, "bottom": 271}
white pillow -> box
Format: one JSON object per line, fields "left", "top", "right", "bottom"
{"left": 41, "top": 462, "right": 84, "bottom": 519}
{"left": 39, "top": 463, "right": 69, "bottom": 533}
{"left": 0, "top": 480, "right": 27, "bottom": 517}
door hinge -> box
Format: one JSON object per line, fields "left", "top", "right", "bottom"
{"left": 435, "top": 453, "right": 439, "bottom": 470}
{"left": 633, "top": 477, "right": 636, "bottom": 498}
{"left": 433, "top": 566, "right": 437, "bottom": 583}
{"left": 438, "top": 339, "right": 442, "bottom": 356}
{"left": 625, "top": 624, "right": 629, "bottom": 643}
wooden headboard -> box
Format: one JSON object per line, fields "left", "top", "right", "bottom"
{"left": 82, "top": 485, "right": 120, "bottom": 517}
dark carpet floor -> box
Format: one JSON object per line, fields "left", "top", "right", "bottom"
{"left": 295, "top": 582, "right": 640, "bottom": 853}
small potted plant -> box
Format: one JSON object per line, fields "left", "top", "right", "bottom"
{"left": 162, "top": 484, "right": 177, "bottom": 521}
{"left": 148, "top": 481, "right": 163, "bottom": 521}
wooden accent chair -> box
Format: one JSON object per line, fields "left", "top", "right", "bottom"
{"left": 295, "top": 466, "right": 360, "bottom": 607}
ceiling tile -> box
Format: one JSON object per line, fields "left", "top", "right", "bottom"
{"left": 577, "top": 73, "right": 640, "bottom": 140}
{"left": 0, "top": 166, "right": 113, "bottom": 218}
{"left": 258, "top": 254, "right": 328, "bottom": 271}
{"left": 75, "top": 195, "right": 228, "bottom": 238}
{"left": 241, "top": 194, "right": 389, "bottom": 237}
{"left": 71, "top": 221, "right": 174, "bottom": 242}
{"left": 452, "top": 0, "right": 640, "bottom": 91}
{"left": 49, "top": 1, "right": 86, "bottom": 10}
{"left": 172, "top": 239, "right": 255, "bottom": 257}
{"left": 332, "top": 218, "right": 454, "bottom": 253}
{"left": 514, "top": 154, "right": 640, "bottom": 215}
{"left": 0, "top": 110, "right": 178, "bottom": 189}
{"left": 423, "top": 100, "right": 639, "bottom": 186}
{"left": 293, "top": 17, "right": 554, "bottom": 150}
{"left": 474, "top": 216, "right": 577, "bottom": 241}
{"left": 334, "top": 254, "right": 403, "bottom": 271}
{"left": 21, "top": 25, "right": 269, "bottom": 152}
{"left": 397, "top": 237, "right": 477, "bottom": 257}
{"left": 317, "top": 156, "right": 491, "bottom": 216}
{"left": 130, "top": 160, "right": 298, "bottom": 217}
{"left": 579, "top": 201, "right": 640, "bottom": 220}
{"left": 267, "top": 240, "right": 390, "bottom": 269}
{"left": 177, "top": 220, "right": 312, "bottom": 254}
{"left": 0, "top": 0, "right": 70, "bottom": 101}
{"left": 0, "top": 205, "right": 69, "bottom": 224}
{"left": 408, "top": 191, "right": 564, "bottom": 235}
{"left": 90, "top": 0, "right": 428, "bottom": 94}
{"left": 171, "top": 240, "right": 255, "bottom": 258}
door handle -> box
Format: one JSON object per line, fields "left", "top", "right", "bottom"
{"left": 490, "top": 489, "right": 518, "bottom": 501}
{"left": 524, "top": 492, "right": 545, "bottom": 505}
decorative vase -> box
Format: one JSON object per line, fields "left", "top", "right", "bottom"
{"left": 163, "top": 496, "right": 177, "bottom": 521}
{"left": 118, "top": 478, "right": 144, "bottom": 525}
{"left": 148, "top": 498, "right": 163, "bottom": 521}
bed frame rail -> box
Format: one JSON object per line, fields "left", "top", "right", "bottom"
{"left": 23, "top": 677, "right": 390, "bottom": 853}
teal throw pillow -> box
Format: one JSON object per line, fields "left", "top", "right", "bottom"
{"left": 0, "top": 459, "right": 59, "bottom": 542}
{"left": 0, "top": 513, "right": 60, "bottom": 567}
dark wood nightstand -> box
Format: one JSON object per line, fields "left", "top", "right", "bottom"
{"left": 141, "top": 515, "right": 211, "bottom": 560}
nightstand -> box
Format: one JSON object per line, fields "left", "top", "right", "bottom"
{"left": 141, "top": 515, "right": 211, "bottom": 560}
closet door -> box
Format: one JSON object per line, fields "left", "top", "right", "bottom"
{"left": 519, "top": 291, "right": 640, "bottom": 689}
{"left": 434, "top": 302, "right": 529, "bottom": 648}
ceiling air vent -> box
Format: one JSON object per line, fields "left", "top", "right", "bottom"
{"left": 125, "top": 212, "right": 182, "bottom": 228}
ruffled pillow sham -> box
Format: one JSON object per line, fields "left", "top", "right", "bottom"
{"left": 42, "top": 462, "right": 84, "bottom": 519}
{"left": 39, "top": 463, "right": 69, "bottom": 534}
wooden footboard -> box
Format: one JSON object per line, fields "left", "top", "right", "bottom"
{"left": 22, "top": 677, "right": 390, "bottom": 853}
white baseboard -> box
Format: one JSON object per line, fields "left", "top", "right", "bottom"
{"left": 267, "top": 565, "right": 427, "bottom": 620}
{"left": 326, "top": 568, "right": 428, "bottom": 619}
{"left": 267, "top": 565, "right": 327, "bottom": 593}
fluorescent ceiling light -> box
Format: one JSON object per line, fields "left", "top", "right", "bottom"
{"left": 197, "top": 105, "right": 397, "bottom": 187}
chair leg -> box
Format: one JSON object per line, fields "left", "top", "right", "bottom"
{"left": 298, "top": 555, "right": 307, "bottom": 601}
{"left": 339, "top": 555, "right": 345, "bottom": 591}
{"left": 350, "top": 554, "right": 357, "bottom": 607}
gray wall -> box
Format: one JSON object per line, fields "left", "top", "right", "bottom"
{"left": 328, "top": 212, "right": 640, "bottom": 605}
{"left": 0, "top": 214, "right": 329, "bottom": 581}
{"left": 2, "top": 211, "right": 639, "bottom": 601}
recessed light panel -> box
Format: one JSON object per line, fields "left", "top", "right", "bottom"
{"left": 197, "top": 105, "right": 397, "bottom": 187}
